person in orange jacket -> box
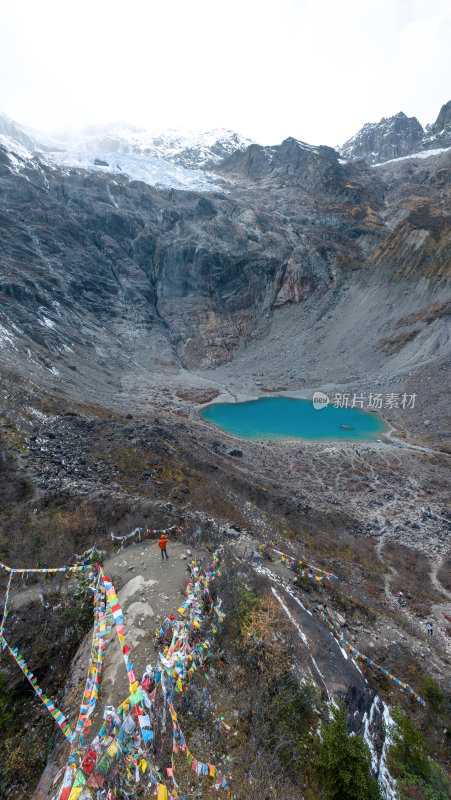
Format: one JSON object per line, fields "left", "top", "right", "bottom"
{"left": 158, "top": 533, "right": 169, "bottom": 560}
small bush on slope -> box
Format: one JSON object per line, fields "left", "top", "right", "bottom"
{"left": 316, "top": 705, "right": 381, "bottom": 800}
{"left": 420, "top": 676, "right": 445, "bottom": 715}
{"left": 388, "top": 709, "right": 450, "bottom": 800}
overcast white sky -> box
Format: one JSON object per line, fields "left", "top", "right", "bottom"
{"left": 0, "top": 0, "right": 450, "bottom": 146}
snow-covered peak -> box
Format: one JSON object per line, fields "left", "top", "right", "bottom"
{"left": 47, "top": 123, "right": 254, "bottom": 169}
{"left": 0, "top": 113, "right": 249, "bottom": 192}
{"left": 0, "top": 111, "right": 42, "bottom": 154}
{"left": 0, "top": 114, "right": 44, "bottom": 176}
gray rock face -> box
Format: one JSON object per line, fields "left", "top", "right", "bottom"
{"left": 430, "top": 100, "right": 451, "bottom": 135}
{"left": 340, "top": 101, "right": 451, "bottom": 164}
{"left": 217, "top": 137, "right": 344, "bottom": 191}
{"left": 0, "top": 132, "right": 386, "bottom": 375}
{"left": 0, "top": 113, "right": 449, "bottom": 400}
{"left": 340, "top": 112, "right": 424, "bottom": 164}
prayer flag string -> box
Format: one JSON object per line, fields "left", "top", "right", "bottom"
{"left": 316, "top": 605, "right": 426, "bottom": 706}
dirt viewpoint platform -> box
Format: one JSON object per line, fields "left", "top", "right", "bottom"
{"left": 29, "top": 528, "right": 440, "bottom": 800}
{"left": 79, "top": 539, "right": 207, "bottom": 734}
{"left": 32, "top": 538, "right": 209, "bottom": 800}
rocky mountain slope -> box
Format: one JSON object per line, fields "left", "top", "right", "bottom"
{"left": 0, "top": 114, "right": 449, "bottom": 398}
{"left": 0, "top": 106, "right": 450, "bottom": 800}
{"left": 340, "top": 100, "right": 451, "bottom": 164}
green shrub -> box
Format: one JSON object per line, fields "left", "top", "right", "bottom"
{"left": 236, "top": 588, "right": 260, "bottom": 626}
{"left": 263, "top": 674, "right": 318, "bottom": 776}
{"left": 64, "top": 549, "right": 104, "bottom": 633}
{"left": 420, "top": 676, "right": 445, "bottom": 714}
{"left": 388, "top": 708, "right": 450, "bottom": 800}
{"left": 316, "top": 704, "right": 381, "bottom": 800}
{"left": 0, "top": 673, "right": 14, "bottom": 727}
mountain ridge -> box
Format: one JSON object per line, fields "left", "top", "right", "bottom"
{"left": 0, "top": 115, "right": 448, "bottom": 394}
{"left": 340, "top": 100, "right": 451, "bottom": 164}
{"left": 0, "top": 100, "right": 451, "bottom": 177}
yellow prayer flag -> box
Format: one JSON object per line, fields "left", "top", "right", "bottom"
{"left": 157, "top": 783, "right": 168, "bottom": 800}
{"left": 68, "top": 788, "right": 83, "bottom": 800}
{"left": 107, "top": 742, "right": 119, "bottom": 758}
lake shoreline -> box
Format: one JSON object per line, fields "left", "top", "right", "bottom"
{"left": 199, "top": 396, "right": 388, "bottom": 443}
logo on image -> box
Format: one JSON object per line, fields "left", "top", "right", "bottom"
{"left": 313, "top": 391, "right": 330, "bottom": 410}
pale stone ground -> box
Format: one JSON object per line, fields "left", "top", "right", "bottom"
{"left": 67, "top": 538, "right": 208, "bottom": 734}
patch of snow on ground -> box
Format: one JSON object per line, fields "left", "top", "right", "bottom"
{"left": 372, "top": 146, "right": 451, "bottom": 166}
{"left": 293, "top": 139, "right": 319, "bottom": 153}
{"left": 271, "top": 586, "right": 308, "bottom": 645}
{"left": 27, "top": 408, "right": 56, "bottom": 423}
{"left": 363, "top": 695, "right": 380, "bottom": 774}
{"left": 268, "top": 583, "right": 330, "bottom": 694}
{"left": 49, "top": 150, "right": 228, "bottom": 193}
{"left": 0, "top": 133, "right": 32, "bottom": 161}
{"left": 0, "top": 324, "right": 15, "bottom": 348}
{"left": 39, "top": 316, "right": 55, "bottom": 328}
{"left": 277, "top": 576, "right": 312, "bottom": 616}
{"left": 336, "top": 641, "right": 349, "bottom": 660}
{"left": 378, "top": 702, "right": 397, "bottom": 800}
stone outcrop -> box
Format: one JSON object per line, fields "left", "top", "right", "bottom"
{"left": 430, "top": 100, "right": 451, "bottom": 135}
{"left": 340, "top": 101, "right": 451, "bottom": 164}
{"left": 340, "top": 112, "right": 424, "bottom": 164}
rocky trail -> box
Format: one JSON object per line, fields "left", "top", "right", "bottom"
{"left": 30, "top": 531, "right": 398, "bottom": 800}
{"left": 29, "top": 537, "right": 206, "bottom": 799}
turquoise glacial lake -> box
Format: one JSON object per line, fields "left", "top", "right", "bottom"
{"left": 200, "top": 397, "right": 387, "bottom": 441}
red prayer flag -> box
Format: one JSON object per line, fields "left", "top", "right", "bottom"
{"left": 81, "top": 750, "right": 97, "bottom": 775}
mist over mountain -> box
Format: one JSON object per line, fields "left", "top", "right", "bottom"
{"left": 1, "top": 100, "right": 450, "bottom": 193}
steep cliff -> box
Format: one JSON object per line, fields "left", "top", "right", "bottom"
{"left": 340, "top": 101, "right": 451, "bottom": 165}
{"left": 0, "top": 116, "right": 449, "bottom": 401}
